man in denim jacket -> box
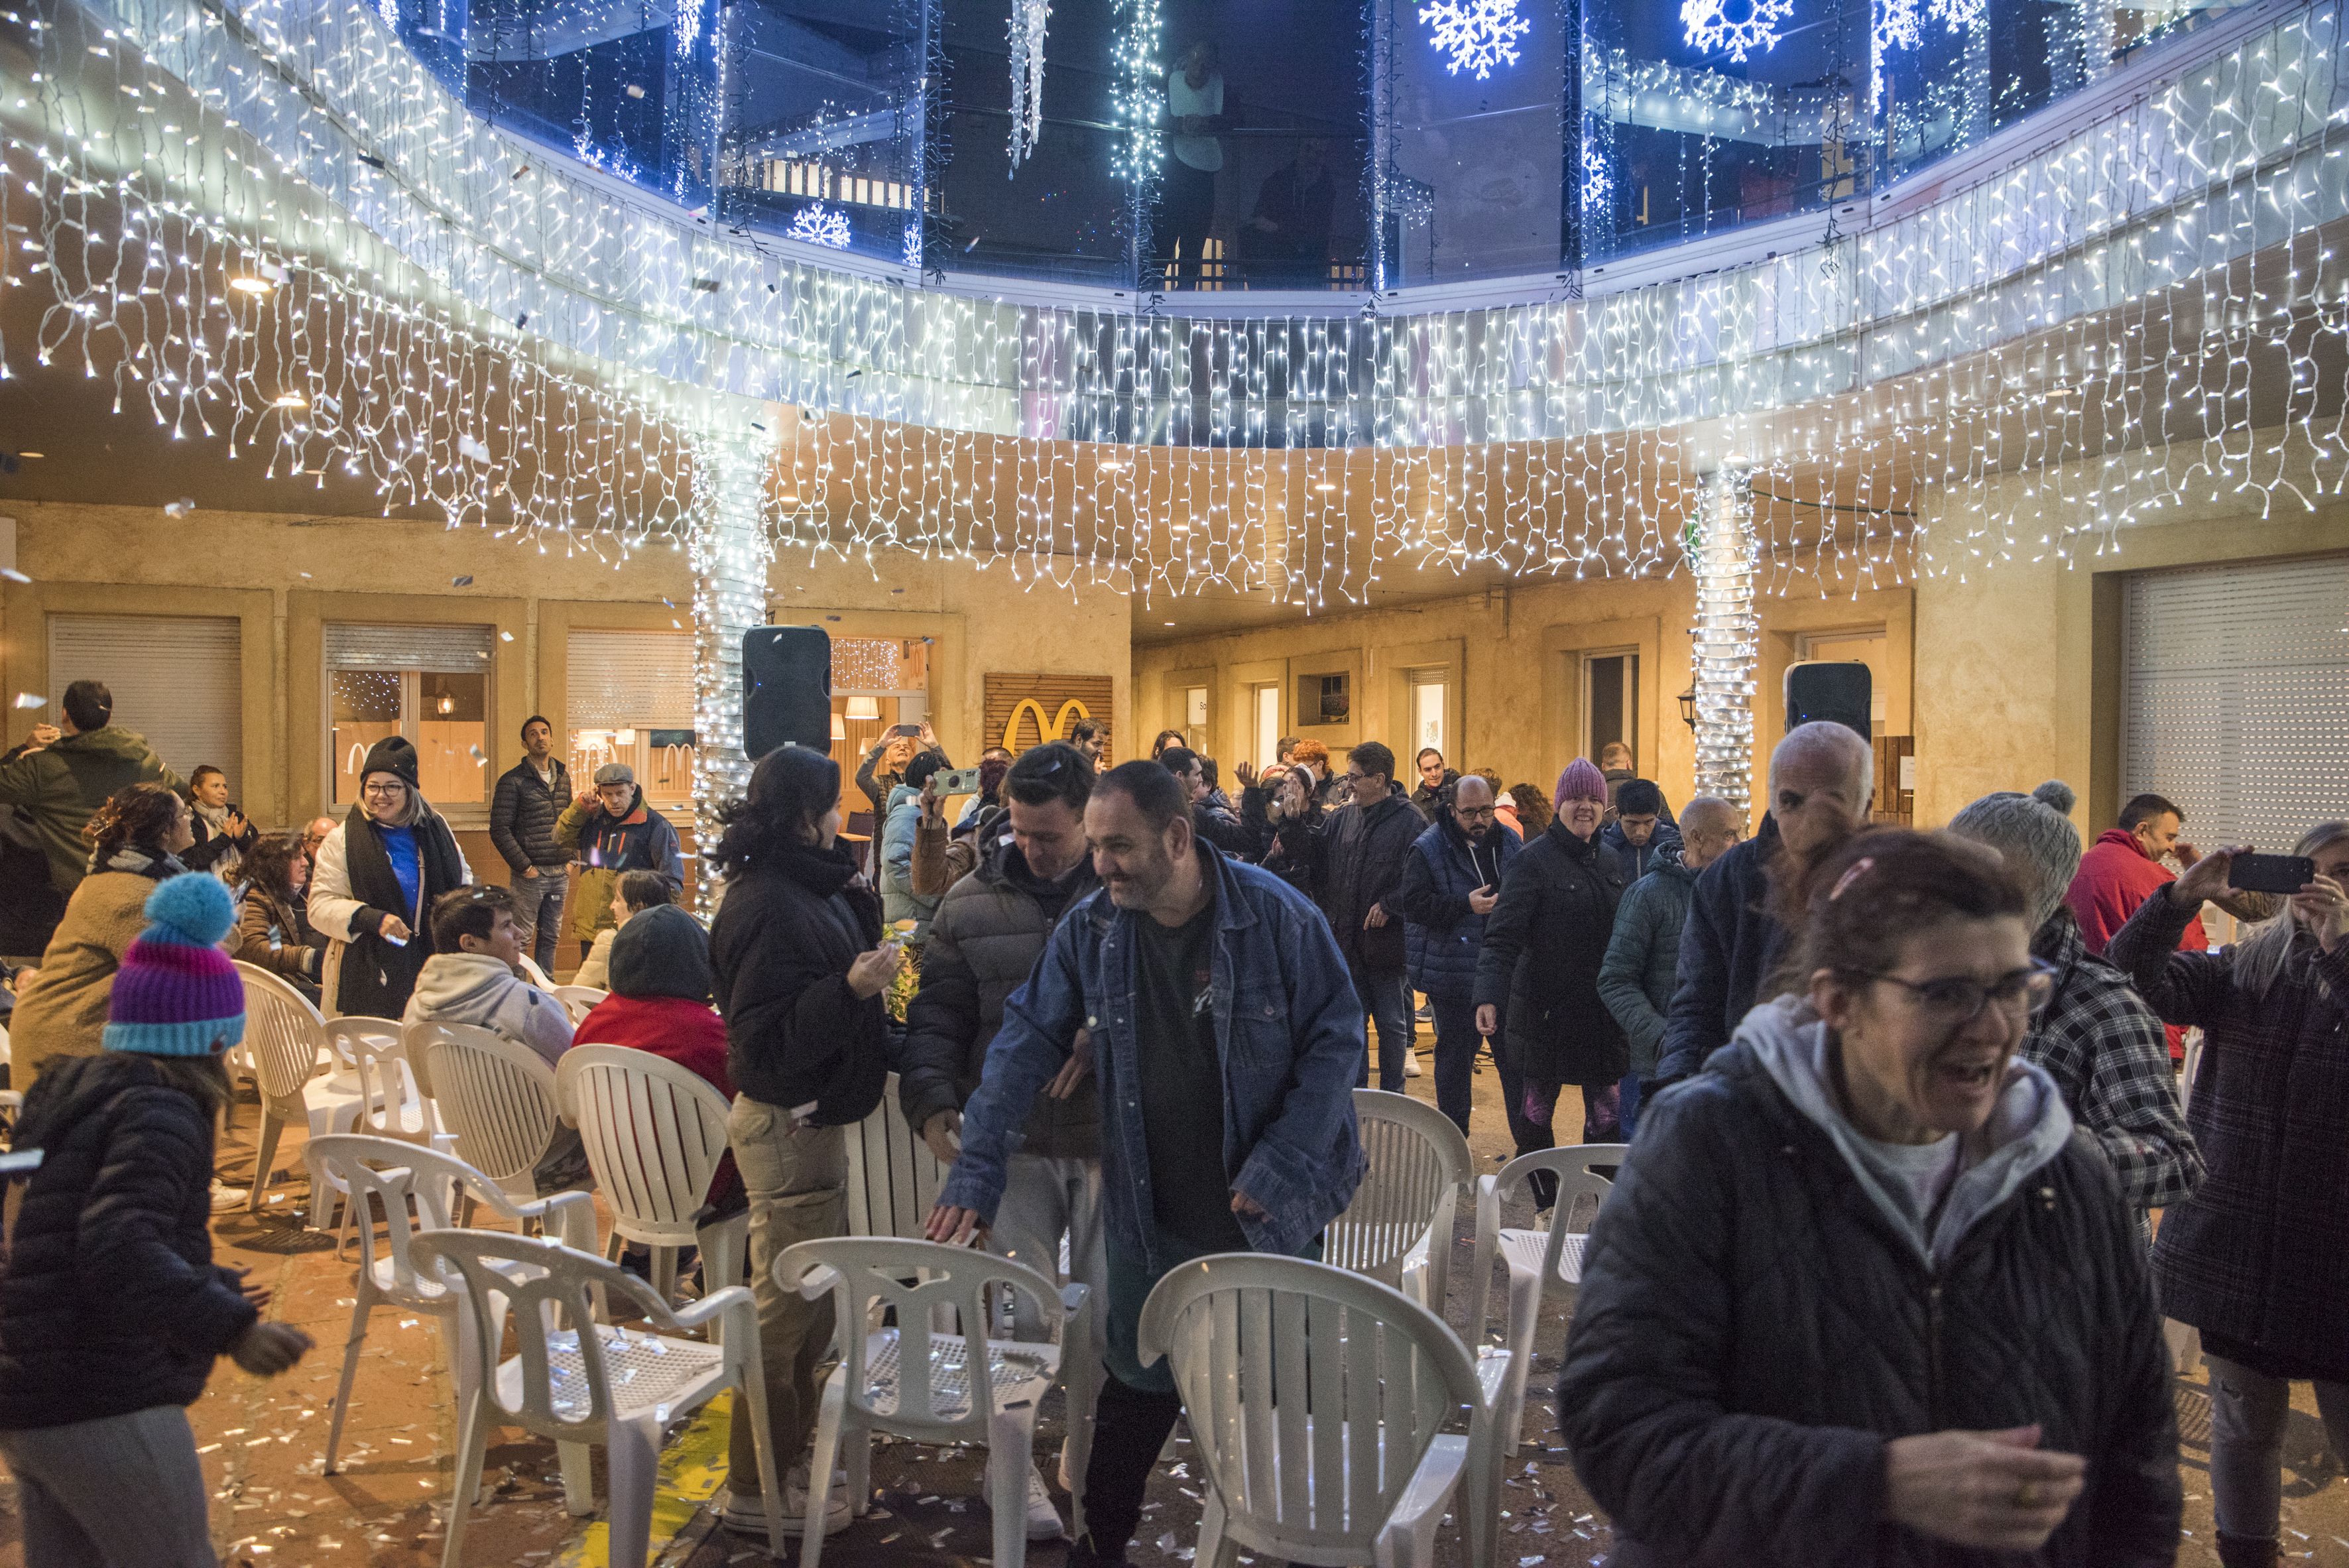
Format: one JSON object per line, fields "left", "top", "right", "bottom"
{"left": 930, "top": 760, "right": 1365, "bottom": 1568}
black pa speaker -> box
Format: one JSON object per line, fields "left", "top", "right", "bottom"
{"left": 1785, "top": 661, "right": 1872, "bottom": 742}
{"left": 742, "top": 626, "right": 833, "bottom": 760}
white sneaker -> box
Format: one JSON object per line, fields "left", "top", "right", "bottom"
{"left": 1025, "top": 1465, "right": 1065, "bottom": 1541}
{"left": 211, "top": 1180, "right": 250, "bottom": 1213}
{"left": 1403, "top": 1053, "right": 1423, "bottom": 1078}
{"left": 718, "top": 1465, "right": 850, "bottom": 1537}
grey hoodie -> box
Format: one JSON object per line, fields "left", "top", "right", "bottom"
{"left": 1737, "top": 993, "right": 2075, "bottom": 1269}
{"left": 402, "top": 953, "right": 575, "bottom": 1069}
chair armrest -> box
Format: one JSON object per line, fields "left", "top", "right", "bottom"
{"left": 796, "top": 1262, "right": 843, "bottom": 1303}
{"left": 1059, "top": 1282, "right": 1087, "bottom": 1316}
{"left": 668, "top": 1283, "right": 756, "bottom": 1337}
{"left": 1469, "top": 1174, "right": 1500, "bottom": 1346}
{"left": 502, "top": 1188, "right": 598, "bottom": 1254}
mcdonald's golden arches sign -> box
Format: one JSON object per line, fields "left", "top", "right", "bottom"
{"left": 983, "top": 674, "right": 1114, "bottom": 760}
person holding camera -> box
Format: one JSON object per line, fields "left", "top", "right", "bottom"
{"left": 2106, "top": 825, "right": 2349, "bottom": 1568}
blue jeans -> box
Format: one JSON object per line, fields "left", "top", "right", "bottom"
{"left": 1349, "top": 962, "right": 1414, "bottom": 1092}
{"left": 507, "top": 868, "right": 568, "bottom": 972}
{"left": 1618, "top": 1071, "right": 1645, "bottom": 1140}
{"left": 1427, "top": 991, "right": 1479, "bottom": 1136}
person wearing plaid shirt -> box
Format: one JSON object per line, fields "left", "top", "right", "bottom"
{"left": 1952, "top": 784, "right": 2202, "bottom": 1216}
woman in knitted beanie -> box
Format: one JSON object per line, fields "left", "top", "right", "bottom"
{"left": 0, "top": 873, "right": 314, "bottom": 1565}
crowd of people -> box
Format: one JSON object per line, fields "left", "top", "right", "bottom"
{"left": 0, "top": 677, "right": 2343, "bottom": 1568}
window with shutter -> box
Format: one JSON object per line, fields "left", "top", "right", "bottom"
{"left": 2122, "top": 556, "right": 2349, "bottom": 851}
{"left": 566, "top": 630, "right": 696, "bottom": 806}
{"left": 325, "top": 623, "right": 494, "bottom": 812}
{"left": 48, "top": 615, "right": 242, "bottom": 797}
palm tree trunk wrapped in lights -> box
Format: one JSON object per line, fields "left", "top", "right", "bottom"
{"left": 1691, "top": 468, "right": 1759, "bottom": 819}
{"left": 690, "top": 419, "right": 776, "bottom": 910}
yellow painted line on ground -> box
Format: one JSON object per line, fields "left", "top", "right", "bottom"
{"left": 556, "top": 1389, "right": 735, "bottom": 1568}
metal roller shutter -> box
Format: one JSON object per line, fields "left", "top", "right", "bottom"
{"left": 2122, "top": 556, "right": 2349, "bottom": 851}
{"left": 565, "top": 631, "right": 694, "bottom": 731}
{"left": 48, "top": 614, "right": 243, "bottom": 795}
{"left": 324, "top": 623, "right": 493, "bottom": 672}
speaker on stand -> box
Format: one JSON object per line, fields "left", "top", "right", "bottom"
{"left": 1783, "top": 661, "right": 1872, "bottom": 743}
{"left": 742, "top": 626, "right": 834, "bottom": 760}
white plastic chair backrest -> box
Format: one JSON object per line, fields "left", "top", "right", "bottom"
{"left": 844, "top": 1071, "right": 949, "bottom": 1240}
{"left": 1137, "top": 1254, "right": 1485, "bottom": 1557}
{"left": 236, "top": 962, "right": 328, "bottom": 1099}
{"left": 778, "top": 1236, "right": 1062, "bottom": 1427}
{"left": 1496, "top": 1145, "right": 1622, "bottom": 1280}
{"left": 1, "top": 1019, "right": 11, "bottom": 1067}
{"left": 414, "top": 1229, "right": 682, "bottom": 1445}
{"left": 304, "top": 1133, "right": 514, "bottom": 1308}
{"left": 1328, "top": 1089, "right": 1471, "bottom": 1287}
{"left": 344, "top": 1027, "right": 432, "bottom": 1143}
{"left": 324, "top": 1015, "right": 400, "bottom": 1079}
{"left": 556, "top": 1046, "right": 731, "bottom": 1245}
{"left": 408, "top": 1020, "right": 562, "bottom": 1189}
{"left": 552, "top": 986, "right": 607, "bottom": 1024}
{"left": 517, "top": 955, "right": 557, "bottom": 991}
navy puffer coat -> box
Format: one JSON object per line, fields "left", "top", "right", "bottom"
{"left": 1392, "top": 815, "right": 1518, "bottom": 1002}
{"left": 0, "top": 1054, "right": 259, "bottom": 1429}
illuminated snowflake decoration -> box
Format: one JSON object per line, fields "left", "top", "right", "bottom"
{"left": 902, "top": 221, "right": 922, "bottom": 269}
{"left": 787, "top": 204, "right": 853, "bottom": 249}
{"left": 673, "top": 0, "right": 704, "bottom": 60}
{"left": 1872, "top": 0, "right": 1985, "bottom": 109}
{"left": 1418, "top": 0, "right": 1532, "bottom": 79}
{"left": 1679, "top": 0, "right": 1794, "bottom": 64}
{"left": 1580, "top": 138, "right": 1612, "bottom": 215}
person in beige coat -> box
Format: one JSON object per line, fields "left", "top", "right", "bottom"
{"left": 10, "top": 784, "right": 195, "bottom": 1087}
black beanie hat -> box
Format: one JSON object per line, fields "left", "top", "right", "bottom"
{"left": 360, "top": 735, "right": 422, "bottom": 790}
{"left": 607, "top": 904, "right": 715, "bottom": 1004}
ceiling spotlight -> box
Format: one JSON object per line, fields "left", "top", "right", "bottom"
{"left": 272, "top": 392, "right": 307, "bottom": 409}
{"left": 228, "top": 275, "right": 273, "bottom": 294}
{"left": 778, "top": 494, "right": 802, "bottom": 506}
{"left": 1099, "top": 459, "right": 1126, "bottom": 472}
{"left": 1313, "top": 481, "right": 1337, "bottom": 492}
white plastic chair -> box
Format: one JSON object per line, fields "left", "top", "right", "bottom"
{"left": 516, "top": 955, "right": 558, "bottom": 991}
{"left": 844, "top": 1070, "right": 950, "bottom": 1240}
{"left": 303, "top": 1134, "right": 597, "bottom": 1477}
{"left": 1327, "top": 1089, "right": 1473, "bottom": 1317}
{"left": 416, "top": 1229, "right": 786, "bottom": 1568}
{"left": 406, "top": 1020, "right": 569, "bottom": 1203}
{"left": 778, "top": 1235, "right": 1093, "bottom": 1568}
{"left": 1136, "top": 1252, "right": 1503, "bottom": 1568}
{"left": 1469, "top": 1144, "right": 1624, "bottom": 1456}
{"left": 315, "top": 1026, "right": 451, "bottom": 1248}
{"left": 322, "top": 1014, "right": 400, "bottom": 1090}
{"left": 236, "top": 962, "right": 363, "bottom": 1212}
{"left": 554, "top": 1045, "right": 746, "bottom": 1321}
{"left": 551, "top": 985, "right": 607, "bottom": 1024}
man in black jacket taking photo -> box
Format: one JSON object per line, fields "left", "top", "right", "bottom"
{"left": 897, "top": 743, "right": 1100, "bottom": 1541}
{"left": 488, "top": 715, "right": 572, "bottom": 973}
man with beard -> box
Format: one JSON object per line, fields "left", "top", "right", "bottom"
{"left": 928, "top": 760, "right": 1364, "bottom": 1568}
{"left": 1392, "top": 772, "right": 1519, "bottom": 1134}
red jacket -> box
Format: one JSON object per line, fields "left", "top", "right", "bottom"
{"left": 573, "top": 993, "right": 741, "bottom": 1208}
{"left": 2065, "top": 829, "right": 2198, "bottom": 1058}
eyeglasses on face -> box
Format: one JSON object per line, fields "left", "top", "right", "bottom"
{"left": 1859, "top": 959, "right": 2059, "bottom": 1024}
{"left": 361, "top": 780, "right": 406, "bottom": 798}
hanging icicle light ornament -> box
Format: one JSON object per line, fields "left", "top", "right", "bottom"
{"left": 672, "top": 0, "right": 705, "bottom": 60}
{"left": 1006, "top": 0, "right": 1051, "bottom": 171}
{"left": 1681, "top": 0, "right": 1795, "bottom": 63}
{"left": 1417, "top": 0, "right": 1532, "bottom": 80}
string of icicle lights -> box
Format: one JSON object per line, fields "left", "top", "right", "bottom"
{"left": 4, "top": 0, "right": 2349, "bottom": 609}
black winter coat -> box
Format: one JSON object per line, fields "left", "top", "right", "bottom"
{"left": 489, "top": 758, "right": 573, "bottom": 873}
{"left": 1313, "top": 793, "right": 1425, "bottom": 974}
{"left": 709, "top": 840, "right": 891, "bottom": 1126}
{"left": 898, "top": 841, "right": 1100, "bottom": 1161}
{"left": 1557, "top": 1040, "right": 2181, "bottom": 1568}
{"left": 1473, "top": 819, "right": 1630, "bottom": 1083}
{"left": 0, "top": 1054, "right": 260, "bottom": 1429}
{"left": 1654, "top": 814, "right": 1784, "bottom": 1087}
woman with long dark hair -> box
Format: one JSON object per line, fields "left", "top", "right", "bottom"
{"left": 11, "top": 782, "right": 194, "bottom": 1085}
{"left": 0, "top": 873, "right": 313, "bottom": 1563}
{"left": 308, "top": 737, "right": 469, "bottom": 1020}
{"left": 704, "top": 744, "right": 902, "bottom": 1539}
{"left": 233, "top": 833, "right": 324, "bottom": 1002}
{"left": 2108, "top": 823, "right": 2349, "bottom": 1568}
{"left": 1560, "top": 829, "right": 2179, "bottom": 1563}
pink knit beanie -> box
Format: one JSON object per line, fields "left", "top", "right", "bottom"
{"left": 1554, "top": 758, "right": 1609, "bottom": 812}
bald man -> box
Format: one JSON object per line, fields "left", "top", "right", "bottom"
{"left": 1650, "top": 721, "right": 1874, "bottom": 1092}
{"left": 1392, "top": 773, "right": 1522, "bottom": 1134}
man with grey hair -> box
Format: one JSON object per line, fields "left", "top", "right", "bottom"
{"left": 1652, "top": 721, "right": 1876, "bottom": 1091}
{"left": 1949, "top": 782, "right": 2202, "bottom": 1216}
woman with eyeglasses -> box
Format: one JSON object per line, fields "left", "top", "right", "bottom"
{"left": 308, "top": 737, "right": 469, "bottom": 1020}
{"left": 1558, "top": 829, "right": 2179, "bottom": 1565}
{"left": 2106, "top": 824, "right": 2349, "bottom": 1568}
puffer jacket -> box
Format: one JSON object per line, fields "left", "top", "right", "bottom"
{"left": 1472, "top": 818, "right": 1630, "bottom": 1084}
{"left": 1596, "top": 859, "right": 1698, "bottom": 1079}
{"left": 9, "top": 854, "right": 182, "bottom": 1086}
{"left": 708, "top": 839, "right": 891, "bottom": 1125}
{"left": 1392, "top": 815, "right": 1519, "bottom": 1002}
{"left": 0, "top": 727, "right": 184, "bottom": 892}
{"left": 1558, "top": 1003, "right": 2181, "bottom": 1567}
{"left": 489, "top": 758, "right": 573, "bottom": 874}
{"left": 1312, "top": 792, "right": 1425, "bottom": 974}
{"left": 0, "top": 1054, "right": 260, "bottom": 1428}
{"left": 555, "top": 789, "right": 685, "bottom": 943}
{"left": 898, "top": 839, "right": 1101, "bottom": 1161}
{"left": 1654, "top": 814, "right": 1785, "bottom": 1088}
{"left": 880, "top": 784, "right": 942, "bottom": 941}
